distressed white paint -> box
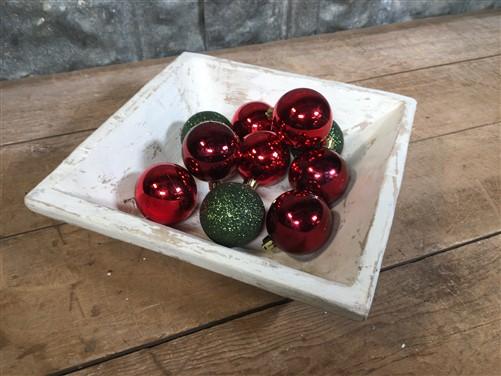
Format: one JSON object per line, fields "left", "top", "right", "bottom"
{"left": 25, "top": 53, "right": 416, "bottom": 319}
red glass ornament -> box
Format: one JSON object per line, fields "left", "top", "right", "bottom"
{"left": 289, "top": 147, "right": 349, "bottom": 207}
{"left": 232, "top": 101, "right": 273, "bottom": 139}
{"left": 238, "top": 130, "right": 290, "bottom": 187}
{"left": 182, "top": 121, "right": 240, "bottom": 182}
{"left": 272, "top": 88, "right": 332, "bottom": 150}
{"left": 135, "top": 163, "right": 197, "bottom": 225}
{"left": 266, "top": 190, "right": 332, "bottom": 254}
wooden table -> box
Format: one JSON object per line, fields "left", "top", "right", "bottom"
{"left": 1, "top": 11, "right": 500, "bottom": 376}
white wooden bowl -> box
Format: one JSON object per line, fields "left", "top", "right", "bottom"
{"left": 25, "top": 53, "right": 416, "bottom": 319}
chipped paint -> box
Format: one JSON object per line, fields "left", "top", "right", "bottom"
{"left": 25, "top": 52, "right": 417, "bottom": 319}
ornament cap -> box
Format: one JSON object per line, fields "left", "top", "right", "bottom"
{"left": 208, "top": 180, "right": 219, "bottom": 191}
{"left": 262, "top": 235, "right": 277, "bottom": 252}
{"left": 265, "top": 107, "right": 274, "bottom": 120}
{"left": 324, "top": 120, "right": 344, "bottom": 154}
{"left": 325, "top": 136, "right": 336, "bottom": 150}
{"left": 123, "top": 197, "right": 138, "bottom": 208}
{"left": 245, "top": 178, "right": 259, "bottom": 190}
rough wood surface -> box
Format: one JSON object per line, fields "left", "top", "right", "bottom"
{"left": 0, "top": 225, "right": 278, "bottom": 376}
{"left": 0, "top": 131, "right": 91, "bottom": 237}
{"left": 76, "top": 235, "right": 501, "bottom": 376}
{"left": 384, "top": 123, "right": 500, "bottom": 266}
{"left": 360, "top": 56, "right": 501, "bottom": 142}
{"left": 0, "top": 12, "right": 499, "bottom": 376}
{"left": 2, "top": 57, "right": 499, "bottom": 239}
{"left": 1, "top": 11, "right": 499, "bottom": 146}
{"left": 1, "top": 125, "right": 499, "bottom": 375}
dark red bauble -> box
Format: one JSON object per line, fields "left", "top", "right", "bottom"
{"left": 135, "top": 163, "right": 197, "bottom": 225}
{"left": 289, "top": 147, "right": 349, "bottom": 207}
{"left": 238, "top": 130, "right": 290, "bottom": 187}
{"left": 272, "top": 88, "right": 332, "bottom": 150}
{"left": 182, "top": 121, "right": 240, "bottom": 182}
{"left": 266, "top": 190, "right": 332, "bottom": 254}
{"left": 231, "top": 101, "right": 273, "bottom": 139}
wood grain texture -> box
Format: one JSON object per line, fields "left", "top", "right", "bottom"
{"left": 384, "top": 123, "right": 500, "bottom": 266}
{"left": 0, "top": 131, "right": 91, "bottom": 237}
{"left": 1, "top": 125, "right": 499, "bottom": 375}
{"left": 360, "top": 56, "right": 501, "bottom": 142}
{"left": 1, "top": 12, "right": 499, "bottom": 146}
{"left": 1, "top": 12, "right": 500, "bottom": 375}
{"left": 0, "top": 59, "right": 172, "bottom": 147}
{"left": 2, "top": 57, "right": 499, "bottom": 239}
{"left": 0, "top": 225, "right": 278, "bottom": 376}
{"left": 75, "top": 235, "right": 501, "bottom": 376}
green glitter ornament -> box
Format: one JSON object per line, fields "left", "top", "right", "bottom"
{"left": 180, "top": 111, "right": 231, "bottom": 142}
{"left": 200, "top": 182, "right": 265, "bottom": 247}
{"left": 325, "top": 120, "right": 344, "bottom": 154}
{"left": 290, "top": 120, "right": 344, "bottom": 158}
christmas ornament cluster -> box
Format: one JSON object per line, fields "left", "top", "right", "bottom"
{"left": 134, "top": 88, "right": 350, "bottom": 256}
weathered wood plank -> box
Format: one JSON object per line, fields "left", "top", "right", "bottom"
{"left": 0, "top": 225, "right": 278, "bottom": 376}
{"left": 1, "top": 125, "right": 499, "bottom": 375}
{"left": 76, "top": 235, "right": 501, "bottom": 376}
{"left": 1, "top": 13, "right": 499, "bottom": 375}
{"left": 0, "top": 60, "right": 171, "bottom": 147}
{"left": 0, "top": 131, "right": 92, "bottom": 237}
{"left": 384, "top": 123, "right": 500, "bottom": 266}
{"left": 2, "top": 57, "right": 499, "bottom": 239}
{"left": 1, "top": 12, "right": 499, "bottom": 145}
{"left": 360, "top": 56, "right": 501, "bottom": 142}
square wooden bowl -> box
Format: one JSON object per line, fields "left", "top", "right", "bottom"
{"left": 25, "top": 53, "right": 416, "bottom": 319}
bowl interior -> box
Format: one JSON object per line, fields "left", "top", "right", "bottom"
{"left": 53, "top": 55, "right": 406, "bottom": 286}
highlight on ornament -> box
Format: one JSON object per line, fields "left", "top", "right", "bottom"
{"left": 135, "top": 163, "right": 197, "bottom": 225}
{"left": 182, "top": 121, "right": 240, "bottom": 185}
{"left": 289, "top": 147, "right": 350, "bottom": 207}
{"left": 264, "top": 189, "right": 333, "bottom": 255}
{"left": 272, "top": 88, "right": 332, "bottom": 150}
{"left": 231, "top": 101, "right": 273, "bottom": 139}
{"left": 238, "top": 130, "right": 290, "bottom": 188}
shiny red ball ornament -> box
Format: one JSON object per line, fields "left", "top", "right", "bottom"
{"left": 266, "top": 190, "right": 332, "bottom": 254}
{"left": 182, "top": 121, "right": 240, "bottom": 182}
{"left": 238, "top": 130, "right": 290, "bottom": 187}
{"left": 272, "top": 88, "right": 332, "bottom": 150}
{"left": 135, "top": 163, "right": 197, "bottom": 225}
{"left": 289, "top": 147, "right": 349, "bottom": 207}
{"left": 231, "top": 101, "right": 273, "bottom": 139}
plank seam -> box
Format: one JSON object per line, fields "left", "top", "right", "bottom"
{"left": 410, "top": 121, "right": 500, "bottom": 144}
{"left": 0, "top": 128, "right": 96, "bottom": 148}
{"left": 346, "top": 53, "right": 501, "bottom": 84}
{"left": 7, "top": 116, "right": 490, "bottom": 151}
{"left": 2, "top": 120, "right": 498, "bottom": 241}
{"left": 1, "top": 53, "right": 499, "bottom": 148}
{"left": 47, "top": 298, "right": 291, "bottom": 376}
{"left": 381, "top": 230, "right": 501, "bottom": 272}
{"left": 51, "top": 230, "right": 501, "bottom": 375}
{"left": 0, "top": 223, "right": 62, "bottom": 242}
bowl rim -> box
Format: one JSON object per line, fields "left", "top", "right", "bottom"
{"left": 25, "top": 52, "right": 417, "bottom": 319}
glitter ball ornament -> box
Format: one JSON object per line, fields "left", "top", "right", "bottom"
{"left": 180, "top": 111, "right": 231, "bottom": 143}
{"left": 200, "top": 182, "right": 265, "bottom": 247}
{"left": 265, "top": 190, "right": 332, "bottom": 254}
{"left": 238, "top": 130, "right": 290, "bottom": 187}
{"left": 182, "top": 121, "right": 240, "bottom": 182}
{"left": 135, "top": 163, "right": 197, "bottom": 225}
{"left": 289, "top": 147, "right": 349, "bottom": 207}
{"left": 231, "top": 101, "right": 273, "bottom": 139}
{"left": 272, "top": 88, "right": 332, "bottom": 150}
{"left": 325, "top": 120, "right": 344, "bottom": 154}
